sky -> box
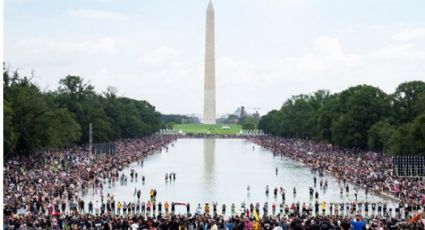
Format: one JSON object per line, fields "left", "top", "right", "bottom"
{"left": 4, "top": 0, "right": 425, "bottom": 116}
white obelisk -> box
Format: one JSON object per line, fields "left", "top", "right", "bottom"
{"left": 203, "top": 0, "right": 216, "bottom": 124}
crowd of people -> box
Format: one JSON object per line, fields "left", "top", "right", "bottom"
{"left": 250, "top": 137, "right": 425, "bottom": 224}
{"left": 3, "top": 202, "right": 425, "bottom": 229}
{"left": 3, "top": 135, "right": 425, "bottom": 229}
{"left": 3, "top": 136, "right": 176, "bottom": 229}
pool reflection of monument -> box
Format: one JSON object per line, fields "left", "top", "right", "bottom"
{"left": 203, "top": 138, "right": 216, "bottom": 200}
{"left": 82, "top": 139, "right": 396, "bottom": 213}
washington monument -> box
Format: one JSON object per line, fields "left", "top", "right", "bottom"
{"left": 203, "top": 0, "right": 216, "bottom": 124}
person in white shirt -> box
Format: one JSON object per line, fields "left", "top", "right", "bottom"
{"left": 196, "top": 204, "right": 202, "bottom": 215}
{"left": 211, "top": 221, "right": 218, "bottom": 230}
{"left": 131, "top": 222, "right": 139, "bottom": 230}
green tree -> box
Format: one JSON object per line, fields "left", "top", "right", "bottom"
{"left": 411, "top": 113, "right": 425, "bottom": 155}
{"left": 330, "top": 85, "right": 391, "bottom": 148}
{"left": 393, "top": 81, "right": 425, "bottom": 124}
{"left": 6, "top": 76, "right": 51, "bottom": 153}
{"left": 3, "top": 100, "right": 17, "bottom": 155}
{"left": 258, "top": 81, "right": 425, "bottom": 155}
{"left": 55, "top": 75, "right": 113, "bottom": 143}
{"left": 242, "top": 117, "right": 256, "bottom": 130}
{"left": 259, "top": 90, "right": 331, "bottom": 139}
{"left": 284, "top": 95, "right": 315, "bottom": 138}
{"left": 4, "top": 72, "right": 82, "bottom": 154}
{"left": 414, "top": 93, "right": 425, "bottom": 116}
{"left": 167, "top": 122, "right": 176, "bottom": 129}
{"left": 367, "top": 121, "right": 395, "bottom": 152}
{"left": 258, "top": 110, "right": 278, "bottom": 135}
{"left": 388, "top": 113, "right": 425, "bottom": 156}
{"left": 389, "top": 123, "right": 415, "bottom": 155}
{"left": 314, "top": 95, "right": 340, "bottom": 141}
{"left": 3, "top": 67, "right": 161, "bottom": 156}
{"left": 225, "top": 114, "right": 240, "bottom": 124}
{"left": 331, "top": 114, "right": 363, "bottom": 148}
{"left": 102, "top": 91, "right": 160, "bottom": 139}
{"left": 34, "top": 108, "right": 81, "bottom": 149}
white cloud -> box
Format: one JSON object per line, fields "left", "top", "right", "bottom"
{"left": 16, "top": 37, "right": 117, "bottom": 55}
{"left": 313, "top": 36, "right": 344, "bottom": 61}
{"left": 212, "top": 33, "right": 425, "bottom": 113}
{"left": 68, "top": 9, "right": 128, "bottom": 20}
{"left": 139, "top": 47, "right": 184, "bottom": 67}
{"left": 368, "top": 43, "right": 425, "bottom": 60}
{"left": 6, "top": 30, "right": 425, "bottom": 115}
{"left": 393, "top": 28, "right": 425, "bottom": 41}
{"left": 267, "top": 0, "right": 315, "bottom": 12}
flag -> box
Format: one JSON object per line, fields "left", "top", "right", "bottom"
{"left": 408, "top": 212, "right": 424, "bottom": 223}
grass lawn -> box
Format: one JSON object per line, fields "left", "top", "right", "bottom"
{"left": 174, "top": 124, "right": 242, "bottom": 135}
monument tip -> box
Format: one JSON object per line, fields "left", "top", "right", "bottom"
{"left": 207, "top": 0, "right": 214, "bottom": 11}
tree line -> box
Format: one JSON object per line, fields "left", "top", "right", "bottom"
{"left": 258, "top": 81, "right": 425, "bottom": 156}
{"left": 3, "top": 68, "right": 161, "bottom": 156}
{"left": 160, "top": 114, "right": 201, "bottom": 129}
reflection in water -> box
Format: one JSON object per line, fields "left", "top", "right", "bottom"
{"left": 203, "top": 138, "right": 215, "bottom": 200}
{"left": 82, "top": 139, "right": 397, "bottom": 213}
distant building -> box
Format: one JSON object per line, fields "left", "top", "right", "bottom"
{"left": 240, "top": 106, "right": 247, "bottom": 119}
{"left": 217, "top": 114, "right": 238, "bottom": 124}
{"left": 233, "top": 108, "right": 239, "bottom": 117}
{"left": 227, "top": 115, "right": 239, "bottom": 124}
{"left": 253, "top": 111, "right": 260, "bottom": 121}
{"left": 233, "top": 106, "right": 260, "bottom": 121}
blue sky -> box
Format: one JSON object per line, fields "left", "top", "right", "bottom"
{"left": 4, "top": 0, "right": 425, "bottom": 116}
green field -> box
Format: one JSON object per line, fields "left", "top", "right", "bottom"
{"left": 174, "top": 124, "right": 242, "bottom": 134}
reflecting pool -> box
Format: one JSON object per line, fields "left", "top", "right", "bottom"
{"left": 82, "top": 138, "right": 396, "bottom": 214}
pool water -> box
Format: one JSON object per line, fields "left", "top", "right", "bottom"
{"left": 82, "top": 138, "right": 396, "bottom": 215}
